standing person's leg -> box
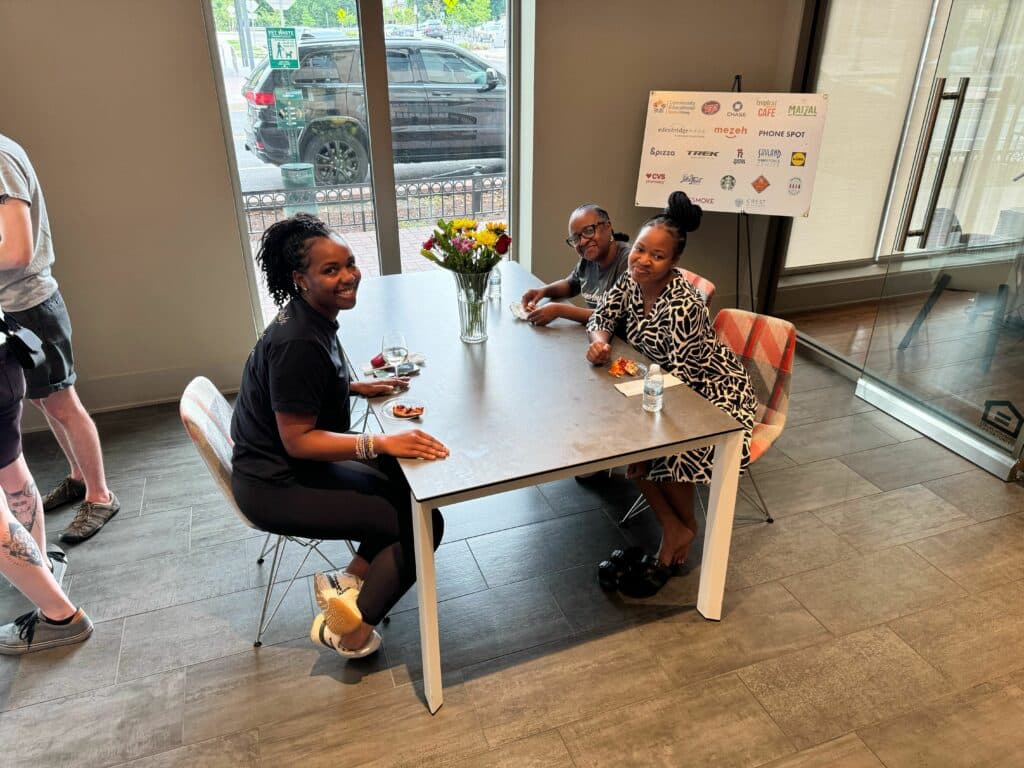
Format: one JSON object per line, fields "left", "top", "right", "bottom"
{"left": 9, "top": 291, "right": 118, "bottom": 542}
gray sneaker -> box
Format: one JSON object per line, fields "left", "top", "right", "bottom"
{"left": 60, "top": 492, "right": 121, "bottom": 544}
{"left": 48, "top": 546, "right": 69, "bottom": 589}
{"left": 43, "top": 476, "right": 86, "bottom": 512}
{"left": 0, "top": 608, "right": 94, "bottom": 655}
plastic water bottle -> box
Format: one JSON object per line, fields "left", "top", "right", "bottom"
{"left": 488, "top": 265, "right": 502, "bottom": 299}
{"left": 643, "top": 364, "right": 664, "bottom": 413}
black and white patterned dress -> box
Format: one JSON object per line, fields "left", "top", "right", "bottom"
{"left": 588, "top": 269, "right": 756, "bottom": 484}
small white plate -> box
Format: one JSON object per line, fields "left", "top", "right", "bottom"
{"left": 381, "top": 397, "right": 426, "bottom": 420}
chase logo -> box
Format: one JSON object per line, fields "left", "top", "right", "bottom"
{"left": 727, "top": 100, "right": 745, "bottom": 117}
{"left": 701, "top": 100, "right": 721, "bottom": 115}
{"left": 791, "top": 152, "right": 806, "bottom": 166}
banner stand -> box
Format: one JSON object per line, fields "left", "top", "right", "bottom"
{"left": 731, "top": 74, "right": 755, "bottom": 312}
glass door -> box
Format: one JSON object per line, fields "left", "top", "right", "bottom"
{"left": 861, "top": 0, "right": 1024, "bottom": 471}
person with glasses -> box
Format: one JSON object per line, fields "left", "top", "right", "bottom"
{"left": 519, "top": 204, "right": 631, "bottom": 326}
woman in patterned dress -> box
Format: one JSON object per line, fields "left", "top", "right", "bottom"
{"left": 586, "top": 191, "right": 756, "bottom": 596}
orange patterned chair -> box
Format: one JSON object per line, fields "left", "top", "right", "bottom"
{"left": 713, "top": 308, "right": 797, "bottom": 521}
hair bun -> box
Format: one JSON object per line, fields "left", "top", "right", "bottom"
{"left": 665, "top": 191, "right": 702, "bottom": 233}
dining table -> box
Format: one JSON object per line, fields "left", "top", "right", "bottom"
{"left": 340, "top": 260, "right": 745, "bottom": 714}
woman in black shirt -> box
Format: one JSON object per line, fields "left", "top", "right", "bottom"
{"left": 231, "top": 215, "right": 448, "bottom": 659}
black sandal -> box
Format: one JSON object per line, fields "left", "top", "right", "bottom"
{"left": 597, "top": 546, "right": 644, "bottom": 591}
{"left": 618, "top": 554, "right": 672, "bottom": 598}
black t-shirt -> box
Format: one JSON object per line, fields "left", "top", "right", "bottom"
{"left": 231, "top": 297, "right": 351, "bottom": 484}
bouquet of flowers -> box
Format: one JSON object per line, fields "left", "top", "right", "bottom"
{"left": 420, "top": 218, "right": 512, "bottom": 273}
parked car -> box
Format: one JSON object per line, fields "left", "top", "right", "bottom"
{"left": 242, "top": 36, "right": 506, "bottom": 185}
{"left": 421, "top": 19, "right": 445, "bottom": 39}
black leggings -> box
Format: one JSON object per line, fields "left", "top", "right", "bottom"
{"left": 231, "top": 456, "right": 444, "bottom": 626}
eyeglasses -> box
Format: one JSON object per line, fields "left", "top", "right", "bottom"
{"left": 565, "top": 220, "right": 609, "bottom": 248}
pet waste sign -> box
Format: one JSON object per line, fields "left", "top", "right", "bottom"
{"left": 266, "top": 28, "right": 299, "bottom": 69}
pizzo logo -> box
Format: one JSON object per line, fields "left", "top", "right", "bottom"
{"left": 701, "top": 100, "right": 721, "bottom": 115}
{"left": 714, "top": 126, "right": 748, "bottom": 139}
{"left": 649, "top": 147, "right": 676, "bottom": 157}
{"left": 791, "top": 152, "right": 806, "bottom": 166}
{"left": 751, "top": 175, "right": 771, "bottom": 194}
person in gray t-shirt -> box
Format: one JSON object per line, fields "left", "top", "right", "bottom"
{"left": 520, "top": 204, "right": 630, "bottom": 326}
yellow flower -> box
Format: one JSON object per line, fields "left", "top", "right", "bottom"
{"left": 485, "top": 221, "right": 507, "bottom": 233}
{"left": 470, "top": 229, "right": 499, "bottom": 248}
{"left": 449, "top": 218, "right": 478, "bottom": 232}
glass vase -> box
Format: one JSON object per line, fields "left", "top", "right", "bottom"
{"left": 452, "top": 270, "right": 491, "bottom": 343}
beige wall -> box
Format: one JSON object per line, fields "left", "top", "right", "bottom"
{"left": 0, "top": 0, "right": 257, "bottom": 428}
{"left": 520, "top": 0, "right": 807, "bottom": 309}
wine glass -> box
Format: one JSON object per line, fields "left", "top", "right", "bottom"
{"left": 381, "top": 330, "right": 408, "bottom": 381}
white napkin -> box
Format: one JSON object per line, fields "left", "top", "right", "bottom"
{"left": 614, "top": 373, "right": 683, "bottom": 397}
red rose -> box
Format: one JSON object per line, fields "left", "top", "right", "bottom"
{"left": 423, "top": 237, "right": 435, "bottom": 250}
{"left": 495, "top": 234, "right": 512, "bottom": 255}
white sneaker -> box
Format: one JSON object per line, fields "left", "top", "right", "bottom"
{"left": 310, "top": 614, "right": 382, "bottom": 659}
{"left": 312, "top": 571, "right": 363, "bottom": 635}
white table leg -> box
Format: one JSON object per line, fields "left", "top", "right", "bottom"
{"left": 697, "top": 431, "right": 743, "bottom": 621}
{"left": 411, "top": 494, "right": 443, "bottom": 713}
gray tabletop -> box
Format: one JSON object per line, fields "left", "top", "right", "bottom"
{"left": 340, "top": 261, "right": 743, "bottom": 503}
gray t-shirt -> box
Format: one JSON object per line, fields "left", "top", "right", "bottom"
{"left": 565, "top": 239, "right": 631, "bottom": 308}
{"left": 0, "top": 134, "right": 59, "bottom": 312}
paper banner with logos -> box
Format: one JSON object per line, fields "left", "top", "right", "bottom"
{"left": 635, "top": 91, "right": 828, "bottom": 217}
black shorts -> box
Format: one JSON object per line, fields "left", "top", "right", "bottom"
{"left": 7, "top": 290, "right": 76, "bottom": 400}
{"left": 0, "top": 343, "right": 26, "bottom": 469}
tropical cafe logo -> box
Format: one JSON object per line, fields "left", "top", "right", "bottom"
{"left": 701, "top": 100, "right": 721, "bottom": 115}
{"left": 714, "top": 126, "right": 748, "bottom": 139}
{"left": 756, "top": 97, "right": 777, "bottom": 117}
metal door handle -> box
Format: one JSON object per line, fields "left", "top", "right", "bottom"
{"left": 896, "top": 77, "right": 970, "bottom": 251}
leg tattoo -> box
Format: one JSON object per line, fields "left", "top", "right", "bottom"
{"left": 6, "top": 480, "right": 39, "bottom": 533}
{"left": 3, "top": 523, "right": 43, "bottom": 567}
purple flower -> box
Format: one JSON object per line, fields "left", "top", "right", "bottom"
{"left": 452, "top": 236, "right": 473, "bottom": 253}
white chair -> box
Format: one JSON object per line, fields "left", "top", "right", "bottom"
{"left": 179, "top": 376, "right": 344, "bottom": 647}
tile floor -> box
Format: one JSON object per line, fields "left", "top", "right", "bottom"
{"left": 3, "top": 353, "right": 1024, "bottom": 767}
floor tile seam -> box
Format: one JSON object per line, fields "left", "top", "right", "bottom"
{"left": 732, "top": 667, "right": 801, "bottom": 761}
{"left": 554, "top": 726, "right": 581, "bottom": 768}
{"left": 445, "top": 504, "right": 598, "bottom": 545}
{"left": 774, "top": 580, "right": 835, "bottom": 642}
{"left": 810, "top": 506, "right": 978, "bottom": 557}
{"left": 902, "top": 536, "right": 994, "bottom": 594}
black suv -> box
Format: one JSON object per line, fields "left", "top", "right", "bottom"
{"left": 243, "top": 35, "right": 506, "bottom": 184}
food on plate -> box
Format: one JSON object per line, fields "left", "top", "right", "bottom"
{"left": 392, "top": 403, "right": 425, "bottom": 418}
{"left": 608, "top": 357, "right": 641, "bottom": 377}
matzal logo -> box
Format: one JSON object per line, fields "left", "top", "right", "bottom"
{"left": 787, "top": 104, "right": 817, "bottom": 117}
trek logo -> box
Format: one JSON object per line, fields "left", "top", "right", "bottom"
{"left": 687, "top": 150, "right": 719, "bottom": 158}
{"left": 788, "top": 104, "right": 817, "bottom": 117}
{"left": 701, "top": 100, "right": 721, "bottom": 115}
{"left": 751, "top": 175, "right": 770, "bottom": 194}
{"left": 714, "top": 126, "right": 748, "bottom": 138}
{"left": 649, "top": 147, "right": 676, "bottom": 157}
{"left": 791, "top": 151, "right": 806, "bottom": 166}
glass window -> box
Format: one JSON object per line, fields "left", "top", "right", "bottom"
{"left": 293, "top": 52, "right": 340, "bottom": 84}
{"left": 386, "top": 49, "right": 415, "bottom": 84}
{"left": 420, "top": 49, "right": 487, "bottom": 85}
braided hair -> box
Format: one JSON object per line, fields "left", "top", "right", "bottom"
{"left": 256, "top": 214, "right": 332, "bottom": 306}
{"left": 571, "top": 203, "right": 630, "bottom": 242}
{"left": 643, "top": 191, "right": 703, "bottom": 257}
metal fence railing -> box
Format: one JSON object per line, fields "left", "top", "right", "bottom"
{"left": 243, "top": 172, "right": 507, "bottom": 239}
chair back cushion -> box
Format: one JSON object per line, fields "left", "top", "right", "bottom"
{"left": 179, "top": 376, "right": 258, "bottom": 529}
{"left": 679, "top": 269, "right": 716, "bottom": 305}
{"left": 714, "top": 309, "right": 796, "bottom": 429}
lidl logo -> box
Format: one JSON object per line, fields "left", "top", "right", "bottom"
{"left": 791, "top": 152, "right": 806, "bottom": 167}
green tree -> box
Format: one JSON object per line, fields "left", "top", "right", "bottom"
{"left": 449, "top": 0, "right": 490, "bottom": 26}
{"left": 210, "top": 0, "right": 234, "bottom": 31}
{"left": 284, "top": 0, "right": 357, "bottom": 28}
{"left": 489, "top": 0, "right": 505, "bottom": 19}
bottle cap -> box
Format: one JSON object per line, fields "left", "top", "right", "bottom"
{"left": 649, "top": 364, "right": 661, "bottom": 375}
